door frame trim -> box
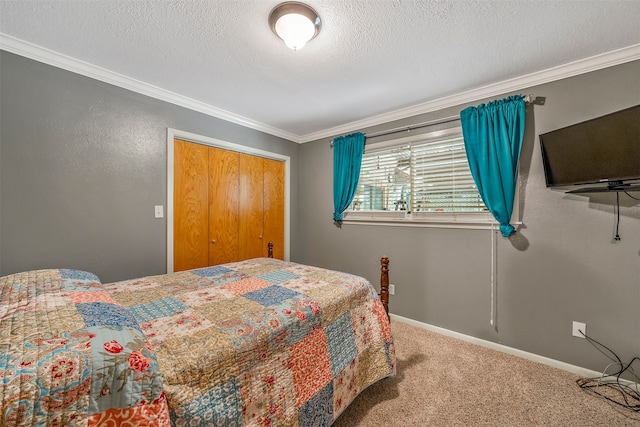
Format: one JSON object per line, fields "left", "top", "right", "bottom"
{"left": 166, "top": 128, "right": 291, "bottom": 273}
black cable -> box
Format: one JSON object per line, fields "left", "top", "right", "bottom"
{"left": 625, "top": 191, "right": 640, "bottom": 201}
{"left": 614, "top": 192, "right": 621, "bottom": 241}
{"left": 576, "top": 331, "right": 640, "bottom": 412}
{"left": 582, "top": 332, "right": 640, "bottom": 385}
{"left": 580, "top": 330, "right": 622, "bottom": 367}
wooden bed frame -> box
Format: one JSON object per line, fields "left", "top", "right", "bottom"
{"left": 267, "top": 242, "right": 390, "bottom": 318}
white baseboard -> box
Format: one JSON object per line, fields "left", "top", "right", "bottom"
{"left": 390, "top": 313, "right": 605, "bottom": 380}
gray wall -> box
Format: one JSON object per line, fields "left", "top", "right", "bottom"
{"left": 297, "top": 60, "right": 640, "bottom": 374}
{"left": 1, "top": 49, "right": 639, "bottom": 376}
{"left": 0, "top": 51, "right": 300, "bottom": 282}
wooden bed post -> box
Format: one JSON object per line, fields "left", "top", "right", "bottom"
{"left": 380, "top": 256, "right": 390, "bottom": 318}
{"left": 268, "top": 242, "right": 274, "bottom": 258}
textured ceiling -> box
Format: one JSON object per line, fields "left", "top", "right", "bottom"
{"left": 1, "top": 0, "right": 639, "bottom": 142}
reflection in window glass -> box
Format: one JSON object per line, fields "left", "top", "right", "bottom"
{"left": 351, "top": 131, "right": 486, "bottom": 214}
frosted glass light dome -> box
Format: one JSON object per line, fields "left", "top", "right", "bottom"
{"left": 269, "top": 2, "right": 321, "bottom": 51}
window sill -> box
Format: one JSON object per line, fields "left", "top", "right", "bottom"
{"left": 341, "top": 211, "right": 519, "bottom": 230}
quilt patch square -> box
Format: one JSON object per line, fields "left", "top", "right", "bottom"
{"left": 195, "top": 297, "right": 264, "bottom": 325}
{"left": 307, "top": 285, "right": 350, "bottom": 324}
{"left": 281, "top": 276, "right": 326, "bottom": 295}
{"left": 240, "top": 348, "right": 297, "bottom": 426}
{"left": 257, "top": 270, "right": 299, "bottom": 285}
{"left": 298, "top": 381, "right": 334, "bottom": 427}
{"left": 159, "top": 280, "right": 200, "bottom": 295}
{"left": 87, "top": 326, "right": 164, "bottom": 415}
{"left": 104, "top": 277, "right": 163, "bottom": 294}
{"left": 219, "top": 308, "right": 285, "bottom": 351}
{"left": 201, "top": 271, "right": 248, "bottom": 287}
{"left": 60, "top": 279, "right": 105, "bottom": 293}
{"left": 5, "top": 293, "right": 68, "bottom": 314}
{"left": 191, "top": 266, "right": 247, "bottom": 287}
{"left": 190, "top": 265, "right": 234, "bottom": 278}
{"left": 129, "top": 297, "right": 189, "bottom": 323}
{"left": 108, "top": 285, "right": 174, "bottom": 307}
{"left": 271, "top": 298, "right": 321, "bottom": 345}
{"left": 283, "top": 264, "right": 323, "bottom": 276}
{"left": 171, "top": 377, "right": 242, "bottom": 427}
{"left": 307, "top": 269, "right": 352, "bottom": 286}
{"left": 243, "top": 285, "right": 300, "bottom": 307}
{"left": 222, "top": 277, "right": 272, "bottom": 295}
{"left": 325, "top": 313, "right": 358, "bottom": 377}
{"left": 177, "top": 287, "right": 236, "bottom": 307}
{"left": 60, "top": 269, "right": 101, "bottom": 282}
{"left": 0, "top": 269, "right": 56, "bottom": 292}
{"left": 153, "top": 328, "right": 238, "bottom": 387}
{"left": 153, "top": 271, "right": 241, "bottom": 293}
{"left": 290, "top": 326, "right": 332, "bottom": 407}
{"left": 144, "top": 271, "right": 199, "bottom": 287}
{"left": 30, "top": 304, "right": 86, "bottom": 336}
{"left": 139, "top": 308, "right": 213, "bottom": 348}
{"left": 75, "top": 302, "right": 139, "bottom": 329}
{"left": 225, "top": 259, "right": 283, "bottom": 277}
{"left": 67, "top": 291, "right": 118, "bottom": 305}
{"left": 17, "top": 270, "right": 65, "bottom": 294}
{"left": 333, "top": 358, "right": 361, "bottom": 417}
{"left": 375, "top": 300, "right": 393, "bottom": 343}
{"left": 351, "top": 302, "right": 383, "bottom": 353}
{"left": 357, "top": 344, "right": 391, "bottom": 390}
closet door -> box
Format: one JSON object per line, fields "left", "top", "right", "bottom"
{"left": 208, "top": 147, "right": 239, "bottom": 265}
{"left": 174, "top": 139, "right": 286, "bottom": 268}
{"left": 174, "top": 139, "right": 209, "bottom": 272}
{"left": 263, "top": 158, "right": 285, "bottom": 259}
{"left": 238, "top": 153, "right": 264, "bottom": 261}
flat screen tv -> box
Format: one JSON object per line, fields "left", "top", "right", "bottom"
{"left": 539, "top": 104, "right": 640, "bottom": 193}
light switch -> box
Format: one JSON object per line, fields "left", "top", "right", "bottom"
{"left": 154, "top": 205, "right": 164, "bottom": 218}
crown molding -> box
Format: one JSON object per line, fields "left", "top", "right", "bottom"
{"left": 300, "top": 43, "right": 640, "bottom": 143}
{"left": 1, "top": 33, "right": 638, "bottom": 145}
{"left": 0, "top": 33, "right": 304, "bottom": 143}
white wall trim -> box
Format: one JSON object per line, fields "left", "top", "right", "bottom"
{"left": 301, "top": 44, "right": 640, "bottom": 143}
{"left": 2, "top": 33, "right": 638, "bottom": 144}
{"left": 0, "top": 33, "right": 301, "bottom": 143}
{"left": 390, "top": 313, "right": 605, "bottom": 380}
{"left": 166, "top": 128, "right": 291, "bottom": 273}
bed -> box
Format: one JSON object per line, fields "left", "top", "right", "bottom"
{"left": 0, "top": 254, "right": 395, "bottom": 426}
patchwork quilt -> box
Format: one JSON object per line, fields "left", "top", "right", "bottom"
{"left": 0, "top": 269, "right": 170, "bottom": 426}
{"left": 1, "top": 258, "right": 395, "bottom": 426}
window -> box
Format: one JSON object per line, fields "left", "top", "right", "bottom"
{"left": 344, "top": 125, "right": 499, "bottom": 227}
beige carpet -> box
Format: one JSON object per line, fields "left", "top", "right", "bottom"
{"left": 333, "top": 320, "right": 640, "bottom": 426}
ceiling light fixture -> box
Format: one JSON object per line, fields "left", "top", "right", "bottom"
{"left": 269, "top": 2, "right": 321, "bottom": 51}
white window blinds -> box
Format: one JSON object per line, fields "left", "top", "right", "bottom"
{"left": 356, "top": 146, "right": 410, "bottom": 211}
{"left": 351, "top": 129, "right": 487, "bottom": 214}
{"left": 411, "top": 136, "right": 485, "bottom": 212}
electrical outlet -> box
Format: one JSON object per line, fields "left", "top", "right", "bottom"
{"left": 154, "top": 205, "right": 164, "bottom": 218}
{"left": 388, "top": 284, "right": 395, "bottom": 295}
{"left": 572, "top": 321, "right": 586, "bottom": 338}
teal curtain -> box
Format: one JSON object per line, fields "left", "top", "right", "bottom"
{"left": 333, "top": 132, "right": 366, "bottom": 224}
{"left": 460, "top": 95, "right": 526, "bottom": 237}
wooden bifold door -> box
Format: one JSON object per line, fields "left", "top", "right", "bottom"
{"left": 173, "top": 138, "right": 284, "bottom": 272}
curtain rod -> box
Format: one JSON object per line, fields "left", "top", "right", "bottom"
{"left": 329, "top": 115, "right": 459, "bottom": 147}
{"left": 330, "top": 94, "right": 536, "bottom": 147}
{"left": 366, "top": 115, "right": 460, "bottom": 139}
